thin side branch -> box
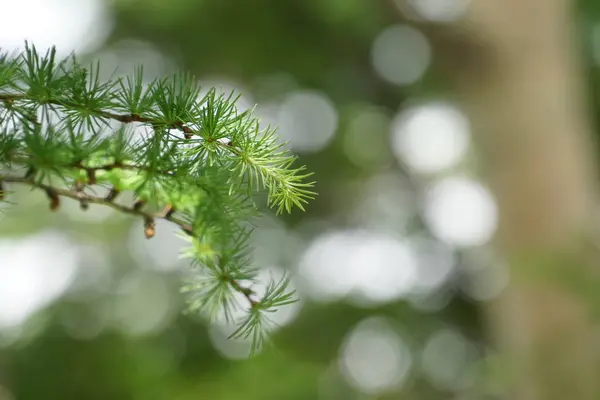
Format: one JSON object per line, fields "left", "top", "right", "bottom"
{"left": 0, "top": 174, "right": 258, "bottom": 307}
{"left": 0, "top": 93, "right": 226, "bottom": 146}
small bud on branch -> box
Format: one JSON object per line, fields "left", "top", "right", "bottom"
{"left": 144, "top": 216, "right": 156, "bottom": 239}
{"left": 44, "top": 188, "right": 60, "bottom": 211}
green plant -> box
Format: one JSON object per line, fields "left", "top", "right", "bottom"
{"left": 0, "top": 43, "right": 315, "bottom": 355}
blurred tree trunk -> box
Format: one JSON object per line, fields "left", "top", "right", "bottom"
{"left": 425, "top": 0, "right": 600, "bottom": 398}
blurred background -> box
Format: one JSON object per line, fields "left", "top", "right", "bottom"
{"left": 2, "top": 0, "right": 600, "bottom": 399}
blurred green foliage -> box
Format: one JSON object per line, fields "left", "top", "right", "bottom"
{"left": 9, "top": 0, "right": 600, "bottom": 398}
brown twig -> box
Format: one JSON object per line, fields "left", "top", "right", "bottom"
{"left": 0, "top": 93, "right": 222, "bottom": 145}
{"left": 228, "top": 278, "right": 258, "bottom": 307}
{"left": 1, "top": 175, "right": 258, "bottom": 307}
{"left": 3, "top": 175, "right": 192, "bottom": 233}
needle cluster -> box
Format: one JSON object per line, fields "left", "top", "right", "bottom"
{"left": 0, "top": 43, "right": 315, "bottom": 355}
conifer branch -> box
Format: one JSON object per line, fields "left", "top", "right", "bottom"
{"left": 0, "top": 42, "right": 314, "bottom": 355}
